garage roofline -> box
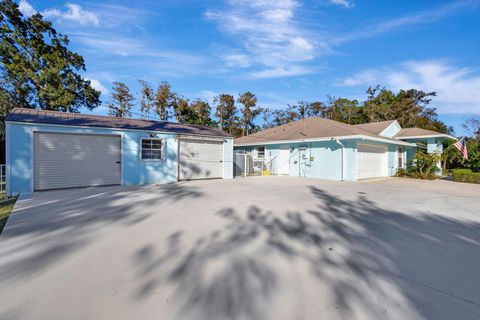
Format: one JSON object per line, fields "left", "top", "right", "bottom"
{"left": 6, "top": 108, "right": 232, "bottom": 138}
{"left": 6, "top": 120, "right": 231, "bottom": 139}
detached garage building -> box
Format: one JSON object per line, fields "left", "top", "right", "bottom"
{"left": 234, "top": 117, "right": 454, "bottom": 181}
{"left": 6, "top": 108, "right": 233, "bottom": 196}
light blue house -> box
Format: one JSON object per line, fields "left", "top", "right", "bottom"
{"left": 6, "top": 108, "right": 233, "bottom": 196}
{"left": 234, "top": 117, "right": 454, "bottom": 181}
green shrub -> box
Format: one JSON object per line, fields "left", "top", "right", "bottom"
{"left": 395, "top": 168, "right": 407, "bottom": 177}
{"left": 405, "top": 151, "right": 441, "bottom": 180}
{"left": 451, "top": 169, "right": 480, "bottom": 184}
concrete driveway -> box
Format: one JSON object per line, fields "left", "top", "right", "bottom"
{"left": 1, "top": 177, "right": 480, "bottom": 320}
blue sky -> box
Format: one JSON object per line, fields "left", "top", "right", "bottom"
{"left": 18, "top": 0, "right": 480, "bottom": 135}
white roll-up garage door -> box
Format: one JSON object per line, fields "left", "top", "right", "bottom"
{"left": 178, "top": 139, "right": 223, "bottom": 180}
{"left": 357, "top": 144, "right": 388, "bottom": 179}
{"left": 34, "top": 132, "right": 121, "bottom": 191}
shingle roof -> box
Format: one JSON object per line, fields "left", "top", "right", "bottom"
{"left": 394, "top": 127, "right": 451, "bottom": 138}
{"left": 353, "top": 120, "right": 396, "bottom": 135}
{"left": 234, "top": 117, "right": 405, "bottom": 145}
{"left": 6, "top": 108, "right": 231, "bottom": 137}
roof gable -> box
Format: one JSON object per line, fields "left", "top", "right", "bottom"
{"left": 234, "top": 117, "right": 412, "bottom": 146}
{"left": 6, "top": 108, "right": 231, "bottom": 137}
{"left": 394, "top": 127, "right": 454, "bottom": 139}
{"left": 379, "top": 120, "right": 401, "bottom": 138}
{"left": 353, "top": 120, "right": 398, "bottom": 136}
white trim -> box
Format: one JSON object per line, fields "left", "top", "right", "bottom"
{"left": 5, "top": 120, "right": 230, "bottom": 139}
{"left": 355, "top": 145, "right": 358, "bottom": 181}
{"left": 5, "top": 123, "right": 11, "bottom": 196}
{"left": 379, "top": 120, "right": 401, "bottom": 138}
{"left": 140, "top": 137, "right": 165, "bottom": 161}
{"left": 396, "top": 134, "right": 456, "bottom": 140}
{"left": 333, "top": 139, "right": 345, "bottom": 181}
{"left": 176, "top": 139, "right": 180, "bottom": 182}
{"left": 120, "top": 133, "right": 124, "bottom": 186}
{"left": 177, "top": 134, "right": 226, "bottom": 142}
{"left": 30, "top": 129, "right": 34, "bottom": 193}
{"left": 223, "top": 142, "right": 226, "bottom": 178}
{"left": 235, "top": 135, "right": 415, "bottom": 147}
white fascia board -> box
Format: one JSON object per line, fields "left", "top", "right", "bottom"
{"left": 396, "top": 134, "right": 456, "bottom": 140}
{"left": 234, "top": 135, "right": 416, "bottom": 147}
{"left": 360, "top": 135, "right": 416, "bottom": 146}
{"left": 177, "top": 134, "right": 228, "bottom": 141}
{"left": 6, "top": 120, "right": 231, "bottom": 139}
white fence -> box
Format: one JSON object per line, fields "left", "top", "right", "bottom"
{"left": 233, "top": 153, "right": 278, "bottom": 177}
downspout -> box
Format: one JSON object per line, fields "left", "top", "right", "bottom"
{"left": 333, "top": 139, "right": 345, "bottom": 181}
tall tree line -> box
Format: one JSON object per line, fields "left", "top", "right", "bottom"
{"left": 107, "top": 81, "right": 455, "bottom": 137}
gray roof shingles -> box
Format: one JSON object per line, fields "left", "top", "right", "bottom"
{"left": 394, "top": 127, "right": 450, "bottom": 138}
{"left": 353, "top": 120, "right": 396, "bottom": 135}
{"left": 6, "top": 108, "right": 231, "bottom": 137}
{"left": 235, "top": 117, "right": 404, "bottom": 145}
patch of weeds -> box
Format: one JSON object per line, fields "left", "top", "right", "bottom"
{"left": 0, "top": 196, "right": 18, "bottom": 235}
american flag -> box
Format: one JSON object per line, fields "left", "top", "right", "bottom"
{"left": 453, "top": 137, "right": 468, "bottom": 160}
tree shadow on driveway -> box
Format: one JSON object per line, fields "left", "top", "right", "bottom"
{"left": 134, "top": 186, "right": 480, "bottom": 320}
{"left": 0, "top": 183, "right": 204, "bottom": 284}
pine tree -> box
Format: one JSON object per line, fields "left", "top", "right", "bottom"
{"left": 108, "top": 82, "right": 134, "bottom": 118}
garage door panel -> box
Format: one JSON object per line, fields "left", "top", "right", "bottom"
{"left": 34, "top": 133, "right": 121, "bottom": 190}
{"left": 179, "top": 139, "right": 223, "bottom": 180}
{"left": 357, "top": 144, "right": 388, "bottom": 179}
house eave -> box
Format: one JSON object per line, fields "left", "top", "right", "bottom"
{"left": 396, "top": 134, "right": 456, "bottom": 140}
{"left": 234, "top": 135, "right": 416, "bottom": 147}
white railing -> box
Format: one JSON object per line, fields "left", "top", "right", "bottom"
{"left": 0, "top": 164, "right": 5, "bottom": 193}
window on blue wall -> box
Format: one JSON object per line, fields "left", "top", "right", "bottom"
{"left": 257, "top": 146, "right": 265, "bottom": 159}
{"left": 141, "top": 138, "right": 163, "bottom": 160}
{"left": 397, "top": 147, "right": 406, "bottom": 168}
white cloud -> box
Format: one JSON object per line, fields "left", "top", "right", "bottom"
{"left": 86, "top": 78, "right": 109, "bottom": 95}
{"left": 336, "top": 61, "right": 480, "bottom": 114}
{"left": 222, "top": 53, "right": 251, "bottom": 68}
{"left": 72, "top": 32, "right": 212, "bottom": 77}
{"left": 334, "top": 1, "right": 473, "bottom": 44}
{"left": 42, "top": 3, "right": 99, "bottom": 26}
{"left": 18, "top": 0, "right": 36, "bottom": 16}
{"left": 250, "top": 66, "right": 313, "bottom": 79}
{"left": 329, "top": 0, "right": 354, "bottom": 8}
{"left": 206, "top": 0, "right": 317, "bottom": 78}
{"left": 197, "top": 90, "right": 218, "bottom": 105}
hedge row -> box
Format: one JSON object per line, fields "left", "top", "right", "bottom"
{"left": 451, "top": 169, "right": 480, "bottom": 184}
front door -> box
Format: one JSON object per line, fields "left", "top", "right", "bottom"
{"left": 277, "top": 147, "right": 290, "bottom": 175}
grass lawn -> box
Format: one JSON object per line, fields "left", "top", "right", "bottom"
{"left": 0, "top": 195, "right": 17, "bottom": 235}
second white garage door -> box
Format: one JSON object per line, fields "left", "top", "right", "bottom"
{"left": 357, "top": 144, "right": 388, "bottom": 179}
{"left": 34, "top": 132, "right": 121, "bottom": 191}
{"left": 178, "top": 139, "right": 223, "bottom": 180}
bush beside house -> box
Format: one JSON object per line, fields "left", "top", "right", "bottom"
{"left": 396, "top": 151, "right": 441, "bottom": 180}
{"left": 451, "top": 169, "right": 480, "bottom": 184}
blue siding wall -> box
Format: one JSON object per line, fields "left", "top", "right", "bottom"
{"left": 233, "top": 138, "right": 418, "bottom": 181}
{"left": 235, "top": 139, "right": 356, "bottom": 181}
{"left": 6, "top": 122, "right": 233, "bottom": 196}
